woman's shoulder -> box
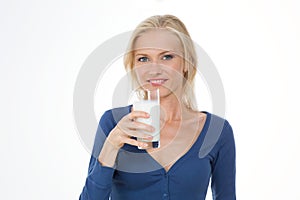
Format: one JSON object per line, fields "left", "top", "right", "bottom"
{"left": 198, "top": 111, "right": 234, "bottom": 157}
{"left": 100, "top": 105, "right": 132, "bottom": 125}
{"left": 201, "top": 111, "right": 232, "bottom": 130}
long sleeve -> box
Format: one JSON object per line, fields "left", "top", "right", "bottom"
{"left": 211, "top": 121, "right": 236, "bottom": 200}
{"left": 79, "top": 157, "right": 114, "bottom": 200}
{"left": 79, "top": 107, "right": 131, "bottom": 200}
{"left": 79, "top": 110, "right": 117, "bottom": 200}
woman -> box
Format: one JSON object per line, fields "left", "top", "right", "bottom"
{"left": 80, "top": 14, "right": 236, "bottom": 200}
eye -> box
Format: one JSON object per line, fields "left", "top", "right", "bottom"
{"left": 162, "top": 54, "right": 174, "bottom": 60}
{"left": 137, "top": 56, "right": 149, "bottom": 62}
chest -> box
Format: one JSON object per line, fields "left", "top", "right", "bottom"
{"left": 147, "top": 119, "right": 203, "bottom": 172}
{"left": 113, "top": 153, "right": 212, "bottom": 197}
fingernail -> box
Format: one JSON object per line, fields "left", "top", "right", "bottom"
{"left": 146, "top": 135, "right": 153, "bottom": 139}
{"left": 143, "top": 143, "right": 148, "bottom": 147}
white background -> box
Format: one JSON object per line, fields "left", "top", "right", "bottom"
{"left": 1, "top": 0, "right": 299, "bottom": 199}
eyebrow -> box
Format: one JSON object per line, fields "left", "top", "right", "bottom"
{"left": 134, "top": 50, "right": 176, "bottom": 57}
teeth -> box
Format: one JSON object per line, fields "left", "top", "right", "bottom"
{"left": 150, "top": 80, "right": 164, "bottom": 84}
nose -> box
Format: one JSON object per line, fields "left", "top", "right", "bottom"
{"left": 148, "top": 62, "right": 163, "bottom": 76}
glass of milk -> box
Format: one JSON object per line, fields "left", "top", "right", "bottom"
{"left": 133, "top": 88, "right": 160, "bottom": 149}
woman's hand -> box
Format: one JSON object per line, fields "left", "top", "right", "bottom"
{"left": 107, "top": 111, "right": 154, "bottom": 149}
{"left": 98, "top": 111, "right": 154, "bottom": 167}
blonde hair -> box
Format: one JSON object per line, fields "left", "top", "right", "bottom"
{"left": 124, "top": 14, "right": 198, "bottom": 111}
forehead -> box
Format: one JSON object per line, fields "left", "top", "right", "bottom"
{"left": 133, "top": 29, "right": 183, "bottom": 53}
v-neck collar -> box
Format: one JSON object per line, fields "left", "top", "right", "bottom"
{"left": 142, "top": 111, "right": 211, "bottom": 174}
{"left": 116, "top": 106, "right": 211, "bottom": 174}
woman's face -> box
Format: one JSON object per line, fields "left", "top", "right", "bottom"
{"left": 133, "top": 29, "right": 186, "bottom": 98}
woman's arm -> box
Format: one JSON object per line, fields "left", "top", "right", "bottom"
{"left": 79, "top": 110, "right": 118, "bottom": 200}
{"left": 79, "top": 107, "right": 154, "bottom": 199}
{"left": 211, "top": 121, "right": 236, "bottom": 200}
{"left": 79, "top": 156, "right": 115, "bottom": 200}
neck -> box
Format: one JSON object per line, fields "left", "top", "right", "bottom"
{"left": 160, "top": 93, "right": 189, "bottom": 122}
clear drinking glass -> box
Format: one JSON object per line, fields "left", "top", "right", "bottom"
{"left": 133, "top": 88, "right": 160, "bottom": 149}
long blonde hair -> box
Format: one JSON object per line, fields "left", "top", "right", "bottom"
{"left": 124, "top": 15, "right": 198, "bottom": 111}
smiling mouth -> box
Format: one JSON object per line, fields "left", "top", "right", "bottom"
{"left": 147, "top": 79, "right": 168, "bottom": 86}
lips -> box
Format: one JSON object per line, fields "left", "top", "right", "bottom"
{"left": 147, "top": 79, "right": 168, "bottom": 86}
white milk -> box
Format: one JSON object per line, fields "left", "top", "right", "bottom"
{"left": 133, "top": 100, "right": 160, "bottom": 148}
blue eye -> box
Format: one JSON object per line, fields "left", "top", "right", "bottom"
{"left": 162, "top": 54, "right": 174, "bottom": 60}
{"left": 137, "top": 57, "right": 149, "bottom": 62}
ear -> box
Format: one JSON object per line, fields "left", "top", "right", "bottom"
{"left": 183, "top": 65, "right": 188, "bottom": 73}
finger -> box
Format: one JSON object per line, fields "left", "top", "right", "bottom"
{"left": 115, "top": 124, "right": 153, "bottom": 140}
{"left": 128, "top": 111, "right": 150, "bottom": 120}
{"left": 127, "top": 121, "right": 155, "bottom": 133}
{"left": 126, "top": 130, "right": 153, "bottom": 140}
{"left": 123, "top": 137, "right": 149, "bottom": 148}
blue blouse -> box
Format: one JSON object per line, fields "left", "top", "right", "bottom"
{"left": 79, "top": 106, "right": 236, "bottom": 200}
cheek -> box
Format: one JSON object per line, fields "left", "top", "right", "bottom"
{"left": 166, "top": 63, "right": 185, "bottom": 78}
{"left": 169, "top": 59, "right": 185, "bottom": 73}
{"left": 133, "top": 67, "right": 148, "bottom": 85}
{"left": 134, "top": 66, "right": 145, "bottom": 77}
